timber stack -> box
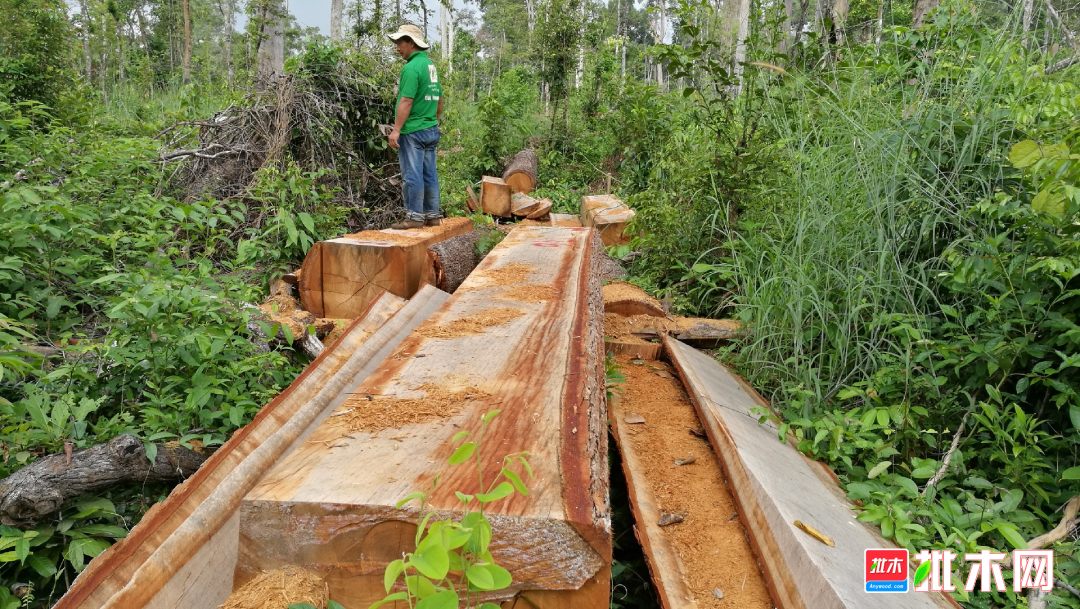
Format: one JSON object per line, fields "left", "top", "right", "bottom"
{"left": 55, "top": 225, "right": 612, "bottom": 609}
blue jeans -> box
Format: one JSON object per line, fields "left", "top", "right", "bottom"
{"left": 398, "top": 126, "right": 441, "bottom": 221}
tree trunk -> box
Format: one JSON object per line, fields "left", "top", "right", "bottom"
{"left": 782, "top": 0, "right": 793, "bottom": 51}
{"left": 0, "top": 435, "right": 208, "bottom": 527}
{"left": 502, "top": 148, "right": 539, "bottom": 194}
{"left": 181, "top": 0, "right": 193, "bottom": 83}
{"left": 135, "top": 2, "right": 154, "bottom": 79}
{"left": 575, "top": 0, "right": 586, "bottom": 88}
{"left": 256, "top": 0, "right": 286, "bottom": 86}
{"left": 650, "top": 0, "right": 666, "bottom": 86}
{"left": 1044, "top": 0, "right": 1077, "bottom": 49}
{"left": 791, "top": 0, "right": 810, "bottom": 55}
{"left": 331, "top": 0, "right": 345, "bottom": 40}
{"left": 116, "top": 11, "right": 127, "bottom": 83}
{"left": 875, "top": 0, "right": 886, "bottom": 46}
{"left": 78, "top": 0, "right": 94, "bottom": 82}
{"left": 732, "top": 0, "right": 751, "bottom": 90}
{"left": 224, "top": 0, "right": 236, "bottom": 84}
{"left": 912, "top": 0, "right": 940, "bottom": 27}
{"left": 833, "top": 0, "right": 849, "bottom": 45}
{"left": 1022, "top": 0, "right": 1036, "bottom": 46}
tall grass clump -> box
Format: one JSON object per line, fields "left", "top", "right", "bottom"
{"left": 722, "top": 9, "right": 1045, "bottom": 414}
{"left": 620, "top": 3, "right": 1079, "bottom": 605}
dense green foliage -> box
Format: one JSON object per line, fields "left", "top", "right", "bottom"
{"left": 0, "top": 89, "right": 346, "bottom": 608}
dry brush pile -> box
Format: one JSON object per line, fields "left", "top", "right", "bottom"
{"left": 160, "top": 44, "right": 404, "bottom": 231}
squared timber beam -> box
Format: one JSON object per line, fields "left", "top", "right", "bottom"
{"left": 663, "top": 337, "right": 960, "bottom": 609}
{"left": 237, "top": 226, "right": 612, "bottom": 609}
{"left": 55, "top": 289, "right": 450, "bottom": 609}
{"left": 299, "top": 217, "right": 472, "bottom": 318}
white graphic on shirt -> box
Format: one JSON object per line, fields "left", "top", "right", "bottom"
{"left": 428, "top": 64, "right": 439, "bottom": 83}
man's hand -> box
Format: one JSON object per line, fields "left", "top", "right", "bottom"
{"left": 389, "top": 129, "right": 401, "bottom": 149}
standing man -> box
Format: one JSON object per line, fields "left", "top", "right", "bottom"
{"left": 387, "top": 24, "right": 444, "bottom": 229}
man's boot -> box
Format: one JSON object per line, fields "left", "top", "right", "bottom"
{"left": 390, "top": 219, "right": 425, "bottom": 230}
{"left": 424, "top": 217, "right": 441, "bottom": 226}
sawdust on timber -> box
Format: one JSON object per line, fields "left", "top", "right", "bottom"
{"left": 479, "top": 262, "right": 534, "bottom": 285}
{"left": 416, "top": 307, "right": 524, "bottom": 338}
{"left": 345, "top": 217, "right": 472, "bottom": 246}
{"left": 603, "top": 281, "right": 661, "bottom": 307}
{"left": 333, "top": 384, "right": 494, "bottom": 434}
{"left": 219, "top": 566, "right": 328, "bottom": 609}
{"left": 502, "top": 283, "right": 558, "bottom": 302}
{"left": 344, "top": 229, "right": 421, "bottom": 245}
{"left": 604, "top": 312, "right": 676, "bottom": 342}
{"left": 613, "top": 356, "right": 772, "bottom": 609}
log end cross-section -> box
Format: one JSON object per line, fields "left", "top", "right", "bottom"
{"left": 238, "top": 226, "right": 612, "bottom": 609}
{"left": 298, "top": 217, "right": 472, "bottom": 318}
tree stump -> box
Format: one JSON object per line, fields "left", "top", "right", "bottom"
{"left": 502, "top": 148, "right": 539, "bottom": 194}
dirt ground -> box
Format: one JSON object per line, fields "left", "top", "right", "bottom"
{"left": 611, "top": 355, "right": 773, "bottom": 609}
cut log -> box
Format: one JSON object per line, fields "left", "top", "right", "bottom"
{"left": 603, "top": 282, "right": 665, "bottom": 318}
{"left": 580, "top": 194, "right": 635, "bottom": 246}
{"left": 55, "top": 290, "right": 446, "bottom": 609}
{"left": 253, "top": 294, "right": 322, "bottom": 357}
{"left": 511, "top": 192, "right": 544, "bottom": 217}
{"left": 526, "top": 198, "right": 553, "bottom": 219}
{"left": 502, "top": 148, "right": 539, "bottom": 194}
{"left": 674, "top": 317, "right": 743, "bottom": 346}
{"left": 663, "top": 337, "right": 958, "bottom": 609}
{"left": 237, "top": 226, "right": 611, "bottom": 608}
{"left": 428, "top": 229, "right": 483, "bottom": 293}
{"left": 481, "top": 176, "right": 512, "bottom": 217}
{"left": 0, "top": 435, "right": 207, "bottom": 527}
{"left": 298, "top": 217, "right": 471, "bottom": 318}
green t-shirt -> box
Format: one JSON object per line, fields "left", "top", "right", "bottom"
{"left": 396, "top": 51, "right": 442, "bottom": 135}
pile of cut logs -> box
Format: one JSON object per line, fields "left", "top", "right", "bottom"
{"left": 469, "top": 149, "right": 638, "bottom": 246}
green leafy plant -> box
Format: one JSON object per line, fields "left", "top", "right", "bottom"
{"left": 370, "top": 410, "right": 530, "bottom": 609}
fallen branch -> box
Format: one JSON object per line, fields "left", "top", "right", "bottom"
{"left": 0, "top": 434, "right": 208, "bottom": 526}
{"left": 1046, "top": 56, "right": 1079, "bottom": 74}
{"left": 1043, "top": 0, "right": 1077, "bottom": 48}
{"left": 1023, "top": 496, "right": 1079, "bottom": 609}
{"left": 1026, "top": 495, "right": 1079, "bottom": 550}
{"left": 921, "top": 408, "right": 973, "bottom": 496}
{"left": 160, "top": 143, "right": 246, "bottom": 162}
